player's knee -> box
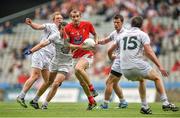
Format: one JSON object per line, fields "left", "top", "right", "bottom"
{"left": 80, "top": 81, "right": 86, "bottom": 87}
{"left": 31, "top": 73, "right": 41, "bottom": 80}
{"left": 106, "top": 79, "right": 113, "bottom": 87}
{"left": 74, "top": 67, "right": 83, "bottom": 73}
{"left": 52, "top": 82, "right": 60, "bottom": 88}
{"left": 154, "top": 76, "right": 161, "bottom": 82}
{"left": 113, "top": 82, "right": 118, "bottom": 88}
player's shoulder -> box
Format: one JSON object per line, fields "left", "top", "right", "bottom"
{"left": 64, "top": 22, "right": 73, "bottom": 30}
{"left": 110, "top": 30, "right": 117, "bottom": 35}
{"left": 44, "top": 22, "right": 56, "bottom": 27}
{"left": 139, "top": 30, "right": 149, "bottom": 38}
{"left": 81, "top": 21, "right": 92, "bottom": 25}
{"left": 139, "top": 30, "right": 147, "bottom": 35}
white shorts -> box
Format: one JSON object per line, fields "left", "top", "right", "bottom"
{"left": 49, "top": 62, "right": 72, "bottom": 73}
{"left": 31, "top": 51, "right": 53, "bottom": 70}
{"left": 111, "top": 58, "right": 122, "bottom": 74}
{"left": 73, "top": 54, "right": 93, "bottom": 68}
{"left": 122, "top": 62, "right": 152, "bottom": 81}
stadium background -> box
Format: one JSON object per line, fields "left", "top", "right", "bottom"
{"left": 0, "top": 0, "right": 179, "bottom": 103}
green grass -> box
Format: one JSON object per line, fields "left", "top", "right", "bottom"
{"left": 0, "top": 102, "right": 179, "bottom": 117}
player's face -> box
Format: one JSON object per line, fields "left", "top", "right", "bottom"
{"left": 113, "top": 19, "right": 123, "bottom": 31}
{"left": 71, "top": 12, "right": 81, "bottom": 25}
{"left": 53, "top": 15, "right": 63, "bottom": 26}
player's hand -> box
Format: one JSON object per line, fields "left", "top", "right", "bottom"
{"left": 82, "top": 45, "right": 95, "bottom": 50}
{"left": 159, "top": 67, "right": 168, "bottom": 77}
{"left": 25, "top": 18, "right": 32, "bottom": 25}
{"left": 96, "top": 40, "right": 102, "bottom": 45}
{"left": 23, "top": 49, "right": 32, "bottom": 55}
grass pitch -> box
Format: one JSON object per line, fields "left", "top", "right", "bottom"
{"left": 0, "top": 102, "right": 179, "bottom": 117}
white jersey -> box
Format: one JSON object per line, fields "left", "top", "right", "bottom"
{"left": 31, "top": 23, "right": 58, "bottom": 69}
{"left": 108, "top": 28, "right": 126, "bottom": 57}
{"left": 48, "top": 33, "right": 72, "bottom": 66}
{"left": 116, "top": 27, "right": 150, "bottom": 69}
{"left": 38, "top": 23, "right": 58, "bottom": 57}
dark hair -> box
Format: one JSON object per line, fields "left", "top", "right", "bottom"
{"left": 131, "top": 16, "right": 143, "bottom": 28}
{"left": 58, "top": 22, "right": 68, "bottom": 29}
{"left": 70, "top": 9, "right": 81, "bottom": 17}
{"left": 113, "top": 14, "right": 124, "bottom": 22}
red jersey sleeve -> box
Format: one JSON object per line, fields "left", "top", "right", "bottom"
{"left": 88, "top": 22, "right": 95, "bottom": 35}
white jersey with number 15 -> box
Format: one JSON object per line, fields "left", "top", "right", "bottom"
{"left": 116, "top": 27, "right": 151, "bottom": 69}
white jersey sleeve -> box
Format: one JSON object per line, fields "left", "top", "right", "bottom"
{"left": 47, "top": 33, "right": 60, "bottom": 44}
{"left": 141, "top": 32, "right": 150, "bottom": 45}
{"left": 107, "top": 31, "right": 116, "bottom": 41}
{"left": 43, "top": 23, "right": 53, "bottom": 32}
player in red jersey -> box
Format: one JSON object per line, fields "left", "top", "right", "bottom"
{"left": 64, "top": 9, "right": 98, "bottom": 110}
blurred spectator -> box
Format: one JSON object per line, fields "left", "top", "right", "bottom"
{"left": 0, "top": 38, "right": 8, "bottom": 57}
{"left": 0, "top": 38, "right": 8, "bottom": 49}
{"left": 17, "top": 71, "right": 29, "bottom": 86}
{"left": 3, "top": 21, "right": 14, "bottom": 34}
{"left": 171, "top": 60, "right": 180, "bottom": 72}
{"left": 0, "top": 25, "right": 4, "bottom": 35}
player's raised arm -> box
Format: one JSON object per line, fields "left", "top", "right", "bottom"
{"left": 25, "top": 18, "right": 45, "bottom": 30}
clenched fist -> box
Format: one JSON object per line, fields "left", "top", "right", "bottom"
{"left": 25, "top": 18, "right": 32, "bottom": 25}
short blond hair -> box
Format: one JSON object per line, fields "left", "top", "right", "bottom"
{"left": 50, "top": 11, "right": 61, "bottom": 21}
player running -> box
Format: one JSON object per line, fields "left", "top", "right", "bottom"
{"left": 23, "top": 22, "right": 87, "bottom": 109}
{"left": 64, "top": 9, "right": 98, "bottom": 110}
{"left": 17, "top": 12, "right": 63, "bottom": 108}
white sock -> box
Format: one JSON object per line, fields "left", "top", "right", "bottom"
{"left": 19, "top": 91, "right": 26, "bottom": 99}
{"left": 104, "top": 100, "right": 109, "bottom": 105}
{"left": 43, "top": 100, "right": 48, "bottom": 107}
{"left": 141, "top": 98, "right": 149, "bottom": 109}
{"left": 33, "top": 95, "right": 40, "bottom": 103}
{"left": 160, "top": 94, "right": 169, "bottom": 105}
{"left": 120, "top": 99, "right": 125, "bottom": 103}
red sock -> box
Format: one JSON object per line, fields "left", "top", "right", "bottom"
{"left": 88, "top": 96, "right": 95, "bottom": 104}
{"left": 89, "top": 84, "right": 94, "bottom": 91}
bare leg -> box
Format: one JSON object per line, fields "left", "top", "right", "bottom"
{"left": 138, "top": 79, "right": 148, "bottom": 108}
{"left": 45, "top": 73, "right": 65, "bottom": 102}
{"left": 74, "top": 58, "right": 95, "bottom": 105}
{"left": 19, "top": 68, "right": 41, "bottom": 98}
{"left": 32, "top": 70, "right": 53, "bottom": 103}
{"left": 113, "top": 77, "right": 123, "bottom": 100}
{"left": 147, "top": 69, "right": 168, "bottom": 105}
{"left": 104, "top": 74, "right": 115, "bottom": 101}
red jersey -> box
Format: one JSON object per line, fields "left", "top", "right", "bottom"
{"left": 64, "top": 21, "right": 96, "bottom": 58}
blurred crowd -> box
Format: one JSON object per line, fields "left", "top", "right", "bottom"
{"left": 0, "top": 0, "right": 179, "bottom": 88}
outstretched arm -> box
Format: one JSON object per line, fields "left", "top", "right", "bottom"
{"left": 144, "top": 44, "right": 168, "bottom": 76}
{"left": 29, "top": 40, "right": 49, "bottom": 53}
{"left": 97, "top": 37, "right": 111, "bottom": 45}
{"left": 25, "top": 18, "right": 45, "bottom": 30}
